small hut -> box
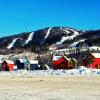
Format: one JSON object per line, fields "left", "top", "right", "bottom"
{"left": 16, "top": 59, "right": 27, "bottom": 69}
{"left": 90, "top": 53, "right": 100, "bottom": 69}
{"left": 52, "top": 56, "right": 69, "bottom": 69}
{"left": 25, "top": 59, "right": 49, "bottom": 70}
{"left": 2, "top": 60, "right": 14, "bottom": 71}
{"left": 83, "top": 53, "right": 100, "bottom": 69}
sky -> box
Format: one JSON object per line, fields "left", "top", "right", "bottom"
{"left": 0, "top": 0, "right": 100, "bottom": 37}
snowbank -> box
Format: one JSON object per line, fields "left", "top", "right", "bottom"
{"left": 0, "top": 66, "right": 100, "bottom": 77}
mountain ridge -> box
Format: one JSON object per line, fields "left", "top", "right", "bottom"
{"left": 0, "top": 26, "right": 99, "bottom": 54}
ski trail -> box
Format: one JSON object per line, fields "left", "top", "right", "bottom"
{"left": 56, "top": 28, "right": 79, "bottom": 45}
{"left": 40, "top": 27, "right": 52, "bottom": 45}
{"left": 24, "top": 32, "right": 34, "bottom": 45}
{"left": 7, "top": 38, "right": 18, "bottom": 49}
{"left": 70, "top": 39, "right": 85, "bottom": 47}
{"left": 45, "top": 27, "right": 52, "bottom": 39}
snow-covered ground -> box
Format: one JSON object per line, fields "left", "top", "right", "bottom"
{"left": 0, "top": 75, "right": 100, "bottom": 100}
{"left": 0, "top": 66, "right": 100, "bottom": 77}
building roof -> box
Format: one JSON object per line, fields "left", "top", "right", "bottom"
{"left": 19, "top": 59, "right": 28, "bottom": 63}
{"left": 71, "top": 58, "right": 77, "bottom": 62}
{"left": 29, "top": 60, "right": 38, "bottom": 64}
{"left": 53, "top": 56, "right": 69, "bottom": 61}
{"left": 5, "top": 60, "right": 14, "bottom": 64}
{"left": 92, "top": 53, "right": 100, "bottom": 58}
{"left": 63, "top": 56, "right": 70, "bottom": 61}
{"left": 53, "top": 56, "right": 62, "bottom": 61}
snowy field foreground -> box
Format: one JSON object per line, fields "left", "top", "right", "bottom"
{"left": 0, "top": 66, "right": 100, "bottom": 77}
{"left": 0, "top": 75, "right": 100, "bottom": 100}
{"left": 0, "top": 67, "right": 100, "bottom": 100}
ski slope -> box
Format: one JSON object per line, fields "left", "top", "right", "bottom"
{"left": 7, "top": 38, "right": 18, "bottom": 49}
{"left": 45, "top": 27, "right": 52, "bottom": 39}
{"left": 56, "top": 28, "right": 79, "bottom": 45}
{"left": 24, "top": 32, "right": 34, "bottom": 45}
{"left": 40, "top": 27, "right": 52, "bottom": 45}
{"left": 71, "top": 39, "right": 86, "bottom": 47}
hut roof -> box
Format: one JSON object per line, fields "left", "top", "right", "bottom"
{"left": 92, "top": 53, "right": 100, "bottom": 58}
{"left": 28, "top": 60, "right": 38, "bottom": 64}
{"left": 53, "top": 56, "right": 62, "bottom": 61}
{"left": 53, "top": 56, "right": 69, "bottom": 61}
{"left": 71, "top": 58, "right": 77, "bottom": 62}
{"left": 19, "top": 59, "right": 28, "bottom": 63}
{"left": 63, "top": 56, "right": 70, "bottom": 61}
{"left": 5, "top": 60, "right": 14, "bottom": 64}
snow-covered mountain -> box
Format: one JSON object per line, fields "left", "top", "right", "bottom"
{"left": 0, "top": 26, "right": 99, "bottom": 53}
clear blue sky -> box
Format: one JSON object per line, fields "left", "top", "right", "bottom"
{"left": 0, "top": 0, "right": 100, "bottom": 37}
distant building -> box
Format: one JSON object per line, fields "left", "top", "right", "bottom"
{"left": 90, "top": 53, "right": 100, "bottom": 69}
{"left": 2, "top": 60, "right": 14, "bottom": 71}
{"left": 25, "top": 60, "right": 39, "bottom": 70}
{"left": 16, "top": 59, "right": 27, "bottom": 69}
{"left": 83, "top": 53, "right": 100, "bottom": 69}
{"left": 52, "top": 56, "right": 69, "bottom": 69}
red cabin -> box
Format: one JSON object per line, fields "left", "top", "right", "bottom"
{"left": 90, "top": 53, "right": 100, "bottom": 69}
{"left": 2, "top": 60, "right": 14, "bottom": 71}
{"left": 52, "top": 56, "right": 70, "bottom": 69}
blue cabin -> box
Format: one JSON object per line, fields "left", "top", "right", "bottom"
{"left": 16, "top": 59, "right": 28, "bottom": 69}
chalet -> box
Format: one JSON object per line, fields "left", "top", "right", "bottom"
{"left": 52, "top": 56, "right": 70, "bottom": 69}
{"left": 83, "top": 53, "right": 100, "bottom": 69}
{"left": 2, "top": 60, "right": 14, "bottom": 71}
{"left": 25, "top": 60, "right": 39, "bottom": 70}
{"left": 90, "top": 53, "right": 100, "bottom": 69}
{"left": 16, "top": 59, "right": 27, "bottom": 69}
